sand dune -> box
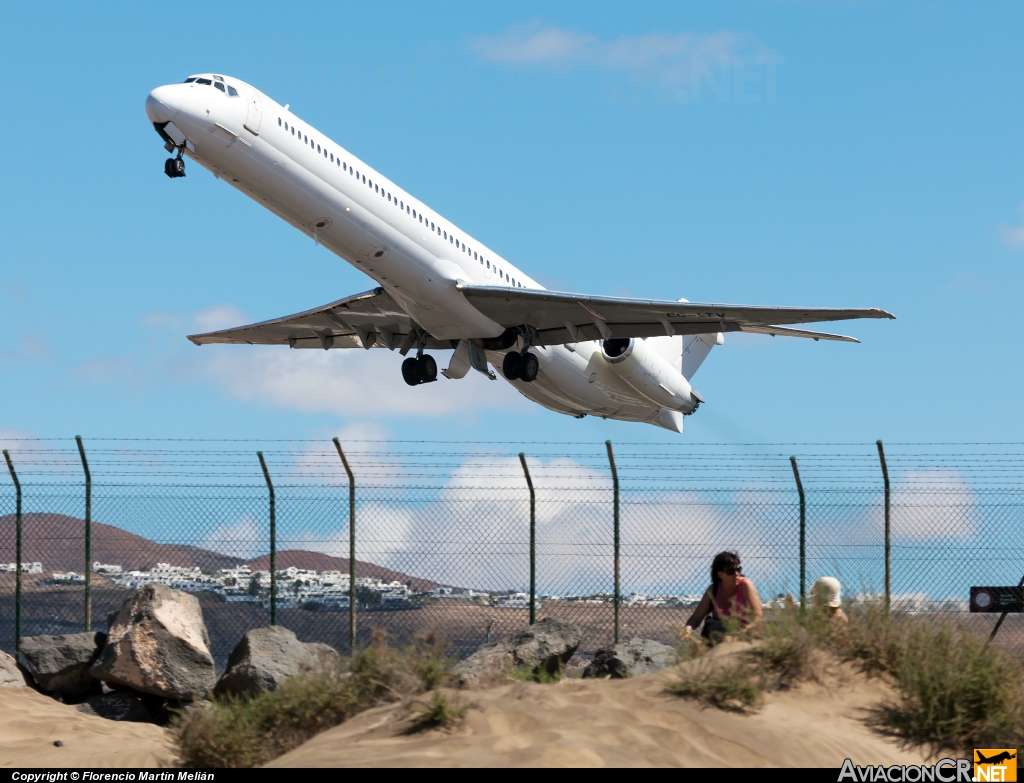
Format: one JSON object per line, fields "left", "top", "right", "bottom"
{"left": 0, "top": 687, "right": 171, "bottom": 768}
{"left": 270, "top": 644, "right": 930, "bottom": 768}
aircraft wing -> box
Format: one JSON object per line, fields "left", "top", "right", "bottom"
{"left": 458, "top": 285, "right": 894, "bottom": 345}
{"left": 187, "top": 288, "right": 450, "bottom": 350}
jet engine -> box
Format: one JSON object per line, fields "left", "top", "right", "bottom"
{"left": 601, "top": 338, "right": 700, "bottom": 413}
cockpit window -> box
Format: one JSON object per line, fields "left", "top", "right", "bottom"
{"left": 227, "top": 85, "right": 238, "bottom": 97}
{"left": 183, "top": 77, "right": 196, "bottom": 83}
{"left": 195, "top": 78, "right": 212, "bottom": 85}
{"left": 214, "top": 82, "right": 225, "bottom": 92}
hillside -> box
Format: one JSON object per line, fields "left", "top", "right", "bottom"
{"left": 0, "top": 513, "right": 242, "bottom": 572}
{"left": 246, "top": 551, "right": 440, "bottom": 591}
{"left": 0, "top": 514, "right": 440, "bottom": 589}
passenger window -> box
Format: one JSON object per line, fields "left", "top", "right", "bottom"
{"left": 486, "top": 261, "right": 490, "bottom": 269}
{"left": 227, "top": 86, "right": 239, "bottom": 97}
{"left": 291, "top": 127, "right": 295, "bottom": 135}
{"left": 278, "top": 117, "right": 282, "bottom": 126}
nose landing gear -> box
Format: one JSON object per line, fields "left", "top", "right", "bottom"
{"left": 164, "top": 152, "right": 186, "bottom": 179}
{"left": 402, "top": 354, "right": 438, "bottom": 386}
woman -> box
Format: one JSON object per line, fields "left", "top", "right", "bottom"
{"left": 683, "top": 551, "right": 763, "bottom": 640}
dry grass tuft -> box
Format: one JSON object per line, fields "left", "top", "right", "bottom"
{"left": 406, "top": 688, "right": 471, "bottom": 733}
{"left": 668, "top": 600, "right": 1024, "bottom": 754}
{"left": 172, "top": 629, "right": 457, "bottom": 768}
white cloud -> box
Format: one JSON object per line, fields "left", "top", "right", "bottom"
{"left": 194, "top": 303, "right": 249, "bottom": 332}
{"left": 191, "top": 344, "right": 527, "bottom": 418}
{"left": 1000, "top": 204, "right": 1024, "bottom": 249}
{"left": 277, "top": 453, "right": 795, "bottom": 595}
{"left": 469, "top": 23, "right": 780, "bottom": 96}
{"left": 199, "top": 515, "right": 266, "bottom": 560}
{"left": 0, "top": 427, "right": 37, "bottom": 457}
{"left": 891, "top": 468, "right": 978, "bottom": 541}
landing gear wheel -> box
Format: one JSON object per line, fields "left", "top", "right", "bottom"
{"left": 401, "top": 357, "right": 419, "bottom": 386}
{"left": 402, "top": 354, "right": 438, "bottom": 386}
{"left": 502, "top": 351, "right": 521, "bottom": 381}
{"left": 518, "top": 352, "right": 539, "bottom": 383}
{"left": 418, "top": 354, "right": 437, "bottom": 383}
{"left": 164, "top": 157, "right": 186, "bottom": 178}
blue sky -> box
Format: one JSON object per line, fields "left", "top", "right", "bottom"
{"left": 2, "top": 1, "right": 1024, "bottom": 447}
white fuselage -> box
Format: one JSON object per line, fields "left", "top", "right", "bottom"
{"left": 146, "top": 74, "right": 698, "bottom": 431}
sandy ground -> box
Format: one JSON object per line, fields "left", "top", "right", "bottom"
{"left": 0, "top": 686, "right": 172, "bottom": 768}
{"left": 269, "top": 644, "right": 931, "bottom": 768}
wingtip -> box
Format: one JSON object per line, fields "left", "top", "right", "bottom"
{"left": 871, "top": 308, "right": 897, "bottom": 320}
{"left": 187, "top": 335, "right": 203, "bottom": 346}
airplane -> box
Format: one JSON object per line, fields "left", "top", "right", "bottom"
{"left": 976, "top": 752, "right": 1016, "bottom": 766}
{"left": 145, "top": 73, "right": 894, "bottom": 433}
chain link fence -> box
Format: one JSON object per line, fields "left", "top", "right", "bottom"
{"left": 2, "top": 440, "right": 1022, "bottom": 671}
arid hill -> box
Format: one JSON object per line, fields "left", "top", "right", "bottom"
{"left": 0, "top": 514, "right": 440, "bottom": 589}
{"left": 246, "top": 551, "right": 440, "bottom": 591}
{"left": 0, "top": 513, "right": 242, "bottom": 572}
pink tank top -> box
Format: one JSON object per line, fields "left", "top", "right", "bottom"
{"left": 711, "top": 577, "right": 749, "bottom": 625}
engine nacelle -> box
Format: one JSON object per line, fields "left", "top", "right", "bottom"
{"left": 601, "top": 337, "right": 698, "bottom": 413}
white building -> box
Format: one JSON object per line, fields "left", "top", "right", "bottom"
{"left": 0, "top": 562, "right": 42, "bottom": 574}
{"left": 51, "top": 571, "right": 85, "bottom": 583}
{"left": 92, "top": 562, "right": 122, "bottom": 574}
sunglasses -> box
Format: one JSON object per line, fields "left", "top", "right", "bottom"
{"left": 722, "top": 565, "right": 743, "bottom": 576}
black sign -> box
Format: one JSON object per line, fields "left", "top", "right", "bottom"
{"left": 970, "top": 586, "right": 1024, "bottom": 613}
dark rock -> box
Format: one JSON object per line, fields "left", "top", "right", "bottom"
{"left": 454, "top": 617, "right": 581, "bottom": 688}
{"left": 19, "top": 632, "right": 106, "bottom": 696}
{"left": 53, "top": 740, "right": 63, "bottom": 747}
{"left": 90, "top": 583, "right": 216, "bottom": 701}
{"left": 214, "top": 625, "right": 341, "bottom": 699}
{"left": 77, "top": 690, "right": 153, "bottom": 722}
{"left": 582, "top": 637, "right": 678, "bottom": 679}
{"left": 0, "top": 650, "right": 27, "bottom": 688}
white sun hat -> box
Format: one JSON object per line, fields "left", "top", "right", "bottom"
{"left": 813, "top": 576, "right": 842, "bottom": 608}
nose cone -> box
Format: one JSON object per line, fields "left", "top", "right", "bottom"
{"left": 145, "top": 85, "right": 180, "bottom": 123}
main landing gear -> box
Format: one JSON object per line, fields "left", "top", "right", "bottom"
{"left": 502, "top": 351, "right": 539, "bottom": 383}
{"left": 402, "top": 354, "right": 437, "bottom": 386}
{"left": 164, "top": 152, "right": 186, "bottom": 179}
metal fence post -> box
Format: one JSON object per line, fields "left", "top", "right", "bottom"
{"left": 519, "top": 453, "right": 536, "bottom": 626}
{"left": 75, "top": 436, "right": 92, "bottom": 632}
{"left": 606, "top": 440, "right": 620, "bottom": 644}
{"left": 333, "top": 438, "right": 356, "bottom": 654}
{"left": 877, "top": 440, "right": 891, "bottom": 614}
{"left": 790, "top": 456, "right": 806, "bottom": 611}
{"left": 3, "top": 450, "right": 22, "bottom": 660}
{"left": 257, "top": 452, "right": 276, "bottom": 626}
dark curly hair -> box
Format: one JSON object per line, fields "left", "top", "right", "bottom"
{"left": 710, "top": 551, "right": 741, "bottom": 594}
